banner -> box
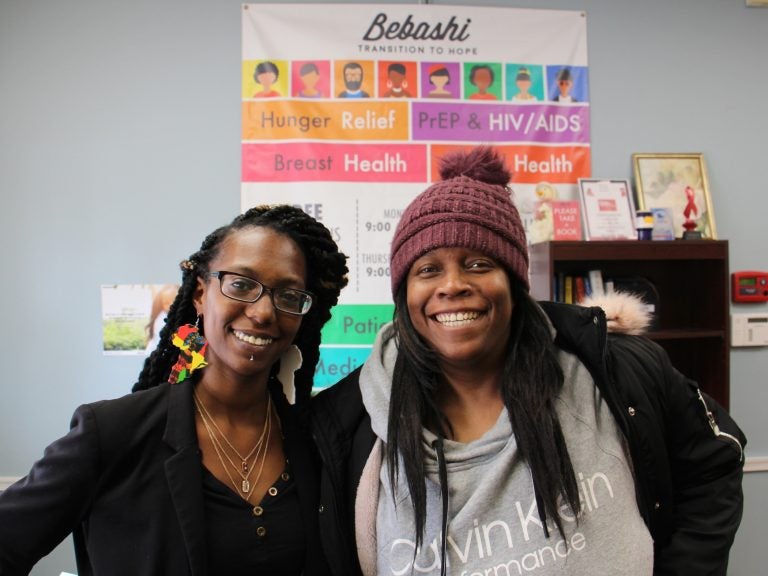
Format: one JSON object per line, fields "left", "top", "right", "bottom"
{"left": 242, "top": 4, "right": 590, "bottom": 388}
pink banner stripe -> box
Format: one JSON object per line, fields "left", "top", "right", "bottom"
{"left": 242, "top": 142, "right": 428, "bottom": 183}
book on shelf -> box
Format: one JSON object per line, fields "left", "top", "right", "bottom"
{"left": 564, "top": 275, "right": 574, "bottom": 304}
{"left": 556, "top": 272, "right": 565, "bottom": 302}
{"left": 588, "top": 269, "right": 605, "bottom": 298}
{"left": 550, "top": 270, "right": 605, "bottom": 303}
{"left": 574, "top": 276, "right": 586, "bottom": 303}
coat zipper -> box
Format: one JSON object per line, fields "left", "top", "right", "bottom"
{"left": 694, "top": 388, "right": 744, "bottom": 463}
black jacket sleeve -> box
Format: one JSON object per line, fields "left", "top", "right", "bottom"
{"left": 0, "top": 404, "right": 100, "bottom": 575}
{"left": 610, "top": 335, "right": 746, "bottom": 576}
{"left": 311, "top": 368, "right": 374, "bottom": 576}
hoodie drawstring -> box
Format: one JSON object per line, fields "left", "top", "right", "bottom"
{"left": 432, "top": 436, "right": 449, "bottom": 576}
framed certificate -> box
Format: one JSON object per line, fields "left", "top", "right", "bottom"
{"left": 578, "top": 178, "right": 637, "bottom": 240}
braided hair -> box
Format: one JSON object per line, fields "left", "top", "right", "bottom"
{"left": 132, "top": 205, "right": 348, "bottom": 404}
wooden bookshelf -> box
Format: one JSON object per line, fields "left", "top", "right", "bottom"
{"left": 529, "top": 240, "right": 730, "bottom": 408}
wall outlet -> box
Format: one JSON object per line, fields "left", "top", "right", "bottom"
{"left": 731, "top": 313, "right": 768, "bottom": 347}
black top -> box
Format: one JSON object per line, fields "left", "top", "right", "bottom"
{"left": 202, "top": 462, "right": 305, "bottom": 575}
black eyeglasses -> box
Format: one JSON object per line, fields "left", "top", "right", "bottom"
{"left": 209, "top": 271, "right": 314, "bottom": 315}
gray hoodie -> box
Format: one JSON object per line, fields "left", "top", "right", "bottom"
{"left": 359, "top": 321, "right": 653, "bottom": 576}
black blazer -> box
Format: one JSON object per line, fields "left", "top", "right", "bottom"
{"left": 0, "top": 380, "right": 329, "bottom": 576}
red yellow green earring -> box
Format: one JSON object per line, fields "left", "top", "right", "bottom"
{"left": 168, "top": 317, "right": 208, "bottom": 384}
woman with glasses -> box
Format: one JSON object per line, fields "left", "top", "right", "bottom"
{"left": 0, "top": 205, "right": 348, "bottom": 575}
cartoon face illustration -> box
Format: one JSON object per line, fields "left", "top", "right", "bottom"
{"left": 471, "top": 66, "right": 493, "bottom": 92}
{"left": 343, "top": 63, "right": 364, "bottom": 91}
{"left": 428, "top": 66, "right": 451, "bottom": 96}
{"left": 468, "top": 64, "right": 498, "bottom": 100}
{"left": 298, "top": 63, "right": 320, "bottom": 96}
{"left": 556, "top": 68, "right": 573, "bottom": 98}
{"left": 383, "top": 62, "right": 412, "bottom": 98}
{"left": 515, "top": 68, "right": 532, "bottom": 96}
{"left": 337, "top": 61, "right": 371, "bottom": 98}
{"left": 253, "top": 61, "right": 281, "bottom": 97}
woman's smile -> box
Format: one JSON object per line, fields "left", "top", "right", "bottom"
{"left": 433, "top": 310, "right": 482, "bottom": 327}
{"left": 232, "top": 329, "right": 274, "bottom": 347}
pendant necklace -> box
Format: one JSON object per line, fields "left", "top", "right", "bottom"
{"left": 194, "top": 389, "right": 272, "bottom": 498}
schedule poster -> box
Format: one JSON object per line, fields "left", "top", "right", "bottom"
{"left": 242, "top": 4, "right": 590, "bottom": 388}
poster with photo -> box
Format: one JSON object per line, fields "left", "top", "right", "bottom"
{"left": 101, "top": 284, "right": 179, "bottom": 356}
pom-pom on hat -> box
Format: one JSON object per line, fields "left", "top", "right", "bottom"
{"left": 389, "top": 146, "right": 529, "bottom": 297}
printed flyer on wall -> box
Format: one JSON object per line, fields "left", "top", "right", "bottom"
{"left": 242, "top": 3, "right": 591, "bottom": 387}
{"left": 101, "top": 284, "right": 179, "bottom": 356}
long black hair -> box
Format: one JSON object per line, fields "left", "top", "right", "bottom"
{"left": 386, "top": 280, "right": 580, "bottom": 546}
{"left": 132, "top": 205, "right": 348, "bottom": 404}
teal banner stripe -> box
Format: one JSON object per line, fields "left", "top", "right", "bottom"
{"left": 313, "top": 346, "right": 372, "bottom": 390}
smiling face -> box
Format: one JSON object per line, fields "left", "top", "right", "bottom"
{"left": 406, "top": 247, "right": 513, "bottom": 375}
{"left": 388, "top": 70, "right": 405, "bottom": 88}
{"left": 194, "top": 226, "right": 306, "bottom": 386}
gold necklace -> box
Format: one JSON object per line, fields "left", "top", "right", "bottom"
{"left": 196, "top": 399, "right": 270, "bottom": 494}
{"left": 194, "top": 390, "right": 271, "bottom": 472}
{"left": 193, "top": 390, "right": 272, "bottom": 499}
{"left": 199, "top": 407, "right": 271, "bottom": 499}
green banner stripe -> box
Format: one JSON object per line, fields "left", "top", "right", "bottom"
{"left": 321, "top": 304, "right": 394, "bottom": 344}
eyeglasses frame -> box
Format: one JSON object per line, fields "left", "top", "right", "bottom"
{"left": 208, "top": 271, "right": 314, "bottom": 315}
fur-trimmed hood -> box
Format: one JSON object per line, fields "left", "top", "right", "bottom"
{"left": 580, "top": 291, "right": 653, "bottom": 335}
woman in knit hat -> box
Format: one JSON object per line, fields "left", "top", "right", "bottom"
{"left": 312, "top": 146, "right": 745, "bottom": 576}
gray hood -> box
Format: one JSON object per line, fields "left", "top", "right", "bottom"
{"left": 359, "top": 322, "right": 398, "bottom": 443}
{"left": 359, "top": 322, "right": 513, "bottom": 479}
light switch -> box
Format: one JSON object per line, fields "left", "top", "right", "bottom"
{"left": 731, "top": 313, "right": 768, "bottom": 347}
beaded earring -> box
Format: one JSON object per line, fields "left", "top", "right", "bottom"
{"left": 168, "top": 316, "right": 209, "bottom": 384}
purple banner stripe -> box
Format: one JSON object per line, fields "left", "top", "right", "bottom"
{"left": 411, "top": 102, "right": 590, "bottom": 144}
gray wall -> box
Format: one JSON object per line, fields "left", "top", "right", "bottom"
{"left": 1, "top": 0, "right": 765, "bottom": 574}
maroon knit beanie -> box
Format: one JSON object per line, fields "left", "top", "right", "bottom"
{"left": 390, "top": 146, "right": 529, "bottom": 297}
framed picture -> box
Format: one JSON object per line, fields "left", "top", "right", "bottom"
{"left": 632, "top": 153, "right": 717, "bottom": 239}
{"left": 578, "top": 178, "right": 636, "bottom": 240}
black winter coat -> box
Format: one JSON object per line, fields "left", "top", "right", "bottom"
{"left": 311, "top": 301, "right": 745, "bottom": 576}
